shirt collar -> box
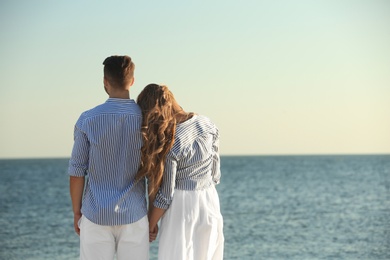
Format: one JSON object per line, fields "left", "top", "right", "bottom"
{"left": 106, "top": 98, "right": 135, "bottom": 103}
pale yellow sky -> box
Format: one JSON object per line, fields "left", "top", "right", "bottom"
{"left": 0, "top": 0, "right": 389, "bottom": 158}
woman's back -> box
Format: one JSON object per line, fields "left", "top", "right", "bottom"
{"left": 169, "top": 115, "right": 221, "bottom": 190}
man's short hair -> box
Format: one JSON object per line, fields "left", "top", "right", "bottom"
{"left": 103, "top": 55, "right": 135, "bottom": 89}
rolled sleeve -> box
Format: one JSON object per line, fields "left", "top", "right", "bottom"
{"left": 153, "top": 156, "right": 177, "bottom": 209}
{"left": 68, "top": 125, "right": 89, "bottom": 177}
{"left": 211, "top": 128, "right": 221, "bottom": 184}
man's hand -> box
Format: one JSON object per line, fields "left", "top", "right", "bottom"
{"left": 70, "top": 176, "right": 85, "bottom": 236}
{"left": 73, "top": 213, "right": 82, "bottom": 236}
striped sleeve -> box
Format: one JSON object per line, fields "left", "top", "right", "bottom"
{"left": 153, "top": 155, "right": 178, "bottom": 209}
{"left": 211, "top": 127, "right": 221, "bottom": 184}
{"left": 68, "top": 122, "right": 89, "bottom": 177}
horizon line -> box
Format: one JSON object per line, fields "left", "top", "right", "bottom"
{"left": 1, "top": 153, "right": 390, "bottom": 160}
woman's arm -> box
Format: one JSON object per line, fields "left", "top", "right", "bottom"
{"left": 148, "top": 156, "right": 177, "bottom": 242}
{"left": 147, "top": 179, "right": 156, "bottom": 216}
{"left": 148, "top": 206, "right": 166, "bottom": 242}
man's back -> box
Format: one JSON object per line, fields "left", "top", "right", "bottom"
{"left": 69, "top": 55, "right": 149, "bottom": 260}
{"left": 68, "top": 98, "right": 147, "bottom": 225}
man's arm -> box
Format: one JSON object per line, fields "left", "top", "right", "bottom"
{"left": 68, "top": 122, "right": 89, "bottom": 235}
{"left": 70, "top": 176, "right": 85, "bottom": 236}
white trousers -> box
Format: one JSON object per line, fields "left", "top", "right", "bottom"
{"left": 79, "top": 215, "right": 149, "bottom": 260}
{"left": 158, "top": 185, "right": 224, "bottom": 260}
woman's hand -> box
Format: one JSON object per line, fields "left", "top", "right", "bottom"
{"left": 149, "top": 224, "right": 158, "bottom": 242}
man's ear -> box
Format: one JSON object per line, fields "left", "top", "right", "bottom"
{"left": 103, "top": 77, "right": 109, "bottom": 94}
{"left": 130, "top": 77, "right": 135, "bottom": 86}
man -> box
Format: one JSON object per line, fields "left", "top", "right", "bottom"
{"left": 68, "top": 55, "right": 149, "bottom": 260}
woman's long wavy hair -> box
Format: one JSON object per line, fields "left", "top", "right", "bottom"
{"left": 136, "top": 84, "right": 185, "bottom": 198}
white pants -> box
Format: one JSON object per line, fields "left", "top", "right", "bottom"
{"left": 79, "top": 215, "right": 149, "bottom": 260}
{"left": 158, "top": 185, "right": 224, "bottom": 260}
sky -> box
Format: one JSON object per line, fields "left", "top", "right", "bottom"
{"left": 0, "top": 0, "right": 389, "bottom": 158}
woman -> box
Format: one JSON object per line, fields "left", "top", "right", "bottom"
{"left": 136, "top": 84, "right": 224, "bottom": 260}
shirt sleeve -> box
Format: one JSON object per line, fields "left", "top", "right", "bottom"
{"left": 153, "top": 155, "right": 177, "bottom": 209}
{"left": 68, "top": 123, "right": 90, "bottom": 177}
{"left": 211, "top": 128, "right": 221, "bottom": 184}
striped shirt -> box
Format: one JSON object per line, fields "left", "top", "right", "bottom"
{"left": 68, "top": 98, "right": 147, "bottom": 226}
{"left": 154, "top": 115, "right": 221, "bottom": 209}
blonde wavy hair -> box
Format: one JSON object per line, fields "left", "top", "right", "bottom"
{"left": 136, "top": 84, "right": 190, "bottom": 198}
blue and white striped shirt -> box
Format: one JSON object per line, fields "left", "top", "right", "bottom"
{"left": 68, "top": 98, "right": 147, "bottom": 226}
{"left": 154, "top": 115, "right": 221, "bottom": 209}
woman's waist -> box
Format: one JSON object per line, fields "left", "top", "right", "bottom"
{"left": 175, "top": 177, "right": 214, "bottom": 191}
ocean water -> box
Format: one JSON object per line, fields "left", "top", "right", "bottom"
{"left": 0, "top": 155, "right": 389, "bottom": 260}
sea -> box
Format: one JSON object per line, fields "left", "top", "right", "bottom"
{"left": 0, "top": 155, "right": 389, "bottom": 260}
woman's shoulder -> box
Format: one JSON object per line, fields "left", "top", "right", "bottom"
{"left": 195, "top": 115, "right": 218, "bottom": 130}
{"left": 175, "top": 114, "right": 218, "bottom": 140}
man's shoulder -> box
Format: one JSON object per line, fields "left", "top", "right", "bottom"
{"left": 78, "top": 102, "right": 106, "bottom": 120}
{"left": 81, "top": 100, "right": 141, "bottom": 118}
{"left": 75, "top": 100, "right": 141, "bottom": 128}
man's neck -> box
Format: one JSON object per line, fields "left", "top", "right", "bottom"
{"left": 108, "top": 90, "right": 130, "bottom": 99}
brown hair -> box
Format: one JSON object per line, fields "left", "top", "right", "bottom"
{"left": 103, "top": 55, "right": 135, "bottom": 89}
{"left": 136, "top": 84, "right": 186, "bottom": 197}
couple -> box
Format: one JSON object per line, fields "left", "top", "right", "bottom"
{"left": 68, "top": 55, "right": 224, "bottom": 260}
